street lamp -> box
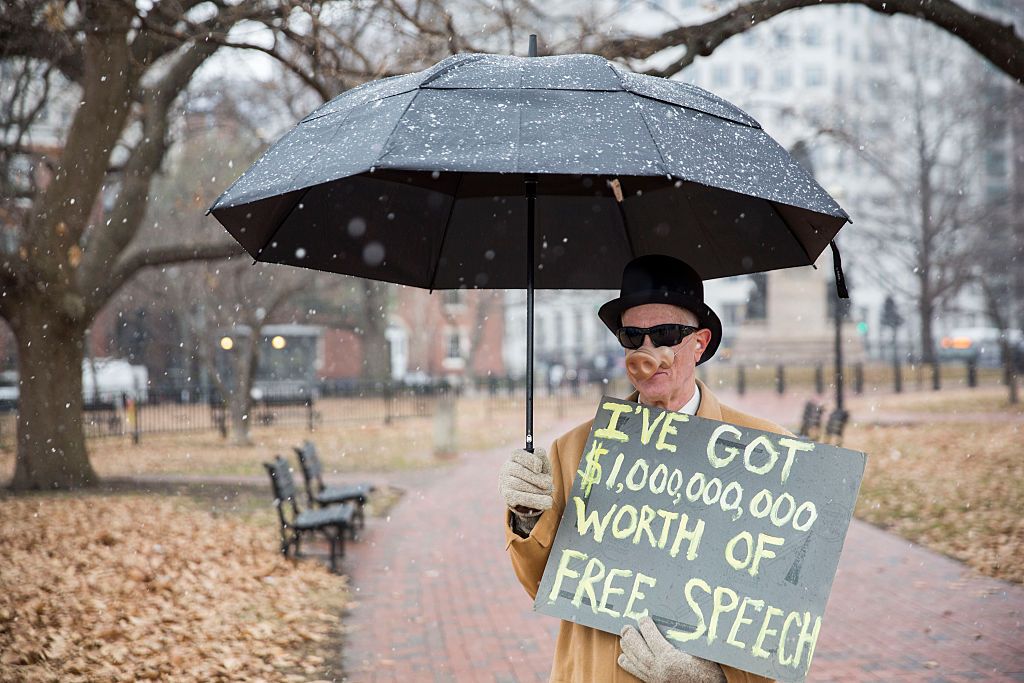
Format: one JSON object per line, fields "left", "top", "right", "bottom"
{"left": 220, "top": 336, "right": 234, "bottom": 351}
{"left": 271, "top": 335, "right": 287, "bottom": 350}
{"left": 791, "top": 141, "right": 848, "bottom": 412}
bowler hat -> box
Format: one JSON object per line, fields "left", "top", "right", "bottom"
{"left": 598, "top": 255, "right": 722, "bottom": 365}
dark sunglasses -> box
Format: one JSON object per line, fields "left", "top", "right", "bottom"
{"left": 615, "top": 324, "right": 700, "bottom": 350}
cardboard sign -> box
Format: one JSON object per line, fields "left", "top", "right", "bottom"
{"left": 534, "top": 397, "right": 866, "bottom": 682}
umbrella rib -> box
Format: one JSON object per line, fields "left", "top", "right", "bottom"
{"left": 629, "top": 94, "right": 671, "bottom": 176}
{"left": 426, "top": 172, "right": 465, "bottom": 293}
{"left": 419, "top": 54, "right": 491, "bottom": 87}
{"left": 605, "top": 62, "right": 759, "bottom": 129}
{"left": 678, "top": 181, "right": 729, "bottom": 278}
{"left": 616, "top": 81, "right": 673, "bottom": 261}
{"left": 254, "top": 186, "right": 314, "bottom": 262}
{"left": 376, "top": 90, "right": 424, "bottom": 168}
{"left": 769, "top": 200, "right": 818, "bottom": 266}
{"left": 611, "top": 197, "right": 638, "bottom": 261}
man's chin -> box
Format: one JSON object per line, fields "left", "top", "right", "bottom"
{"left": 636, "top": 378, "right": 673, "bottom": 403}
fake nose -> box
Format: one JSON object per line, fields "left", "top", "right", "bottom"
{"left": 625, "top": 346, "right": 675, "bottom": 382}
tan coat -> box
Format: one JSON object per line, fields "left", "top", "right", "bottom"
{"left": 505, "top": 381, "right": 785, "bottom": 683}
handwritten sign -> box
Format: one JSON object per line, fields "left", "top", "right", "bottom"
{"left": 534, "top": 397, "right": 866, "bottom": 682}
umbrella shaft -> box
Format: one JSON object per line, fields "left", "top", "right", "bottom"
{"left": 525, "top": 174, "right": 537, "bottom": 453}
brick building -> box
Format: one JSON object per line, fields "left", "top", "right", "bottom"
{"left": 391, "top": 287, "right": 505, "bottom": 383}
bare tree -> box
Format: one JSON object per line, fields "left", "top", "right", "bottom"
{"left": 4, "top": 0, "right": 1020, "bottom": 490}
{"left": 0, "top": 0, "right": 386, "bottom": 489}
{"left": 810, "top": 23, "right": 982, "bottom": 379}
{"left": 969, "top": 71, "right": 1023, "bottom": 403}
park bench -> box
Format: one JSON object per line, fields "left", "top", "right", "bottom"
{"left": 254, "top": 394, "right": 320, "bottom": 427}
{"left": 83, "top": 399, "right": 122, "bottom": 434}
{"left": 798, "top": 400, "right": 824, "bottom": 440}
{"left": 294, "top": 440, "right": 374, "bottom": 534}
{"left": 824, "top": 407, "right": 850, "bottom": 446}
{"left": 264, "top": 455, "right": 355, "bottom": 572}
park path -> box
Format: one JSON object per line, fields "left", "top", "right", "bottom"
{"left": 334, "top": 400, "right": 1024, "bottom": 683}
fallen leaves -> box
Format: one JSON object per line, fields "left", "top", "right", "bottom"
{"left": 848, "top": 420, "right": 1024, "bottom": 583}
{"left": 0, "top": 495, "right": 348, "bottom": 681}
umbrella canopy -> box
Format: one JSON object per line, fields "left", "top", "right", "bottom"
{"left": 210, "top": 52, "right": 849, "bottom": 290}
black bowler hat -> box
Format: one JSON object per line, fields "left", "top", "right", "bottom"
{"left": 598, "top": 255, "right": 722, "bottom": 365}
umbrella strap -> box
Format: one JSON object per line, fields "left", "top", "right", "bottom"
{"left": 829, "top": 240, "right": 849, "bottom": 299}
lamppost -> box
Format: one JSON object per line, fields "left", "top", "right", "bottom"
{"left": 790, "top": 141, "right": 848, "bottom": 412}
{"left": 833, "top": 281, "right": 845, "bottom": 410}
{"left": 882, "top": 295, "right": 904, "bottom": 393}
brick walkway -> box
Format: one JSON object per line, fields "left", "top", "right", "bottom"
{"left": 336, "top": 409, "right": 1024, "bottom": 683}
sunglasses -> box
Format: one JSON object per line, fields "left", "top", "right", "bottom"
{"left": 615, "top": 324, "right": 700, "bottom": 350}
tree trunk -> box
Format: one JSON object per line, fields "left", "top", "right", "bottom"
{"left": 1000, "top": 340, "right": 1019, "bottom": 405}
{"left": 10, "top": 303, "right": 96, "bottom": 489}
{"left": 919, "top": 297, "right": 937, "bottom": 366}
{"left": 361, "top": 280, "right": 392, "bottom": 381}
{"left": 228, "top": 336, "right": 256, "bottom": 446}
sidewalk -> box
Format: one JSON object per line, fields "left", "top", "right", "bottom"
{"left": 337, "top": 416, "right": 1024, "bottom": 683}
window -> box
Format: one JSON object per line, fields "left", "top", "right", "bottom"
{"left": 712, "top": 64, "right": 731, "bottom": 88}
{"left": 869, "top": 41, "right": 887, "bottom": 64}
{"left": 805, "top": 65, "right": 825, "bottom": 87}
{"left": 743, "top": 65, "right": 760, "bottom": 89}
{"left": 774, "top": 28, "right": 791, "bottom": 49}
{"left": 986, "top": 149, "right": 1007, "bottom": 177}
{"left": 773, "top": 67, "right": 793, "bottom": 89}
{"left": 803, "top": 25, "right": 823, "bottom": 46}
{"left": 446, "top": 330, "right": 461, "bottom": 359}
{"left": 444, "top": 289, "right": 464, "bottom": 305}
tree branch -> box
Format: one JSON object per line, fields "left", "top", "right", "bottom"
{"left": 77, "top": 37, "right": 219, "bottom": 295}
{"left": 0, "top": 1, "right": 84, "bottom": 82}
{"left": 26, "top": 0, "right": 135, "bottom": 293}
{"left": 86, "top": 242, "right": 245, "bottom": 320}
{"left": 599, "top": 0, "right": 1023, "bottom": 84}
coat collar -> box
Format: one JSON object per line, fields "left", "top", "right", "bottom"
{"left": 625, "top": 378, "right": 722, "bottom": 420}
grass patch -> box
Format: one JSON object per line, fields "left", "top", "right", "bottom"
{"left": 848, "top": 387, "right": 1023, "bottom": 416}
{"left": 0, "top": 395, "right": 604, "bottom": 482}
{"left": 846, "top": 420, "right": 1024, "bottom": 583}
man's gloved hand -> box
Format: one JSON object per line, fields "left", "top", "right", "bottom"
{"left": 499, "top": 448, "right": 553, "bottom": 515}
{"left": 619, "top": 617, "right": 726, "bottom": 683}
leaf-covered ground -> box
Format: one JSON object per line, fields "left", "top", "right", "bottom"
{"left": 0, "top": 495, "right": 349, "bottom": 682}
{"left": 846, "top": 419, "right": 1024, "bottom": 584}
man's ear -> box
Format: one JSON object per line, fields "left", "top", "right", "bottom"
{"left": 694, "top": 329, "right": 713, "bottom": 357}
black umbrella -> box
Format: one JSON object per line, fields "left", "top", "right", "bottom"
{"left": 210, "top": 38, "right": 850, "bottom": 451}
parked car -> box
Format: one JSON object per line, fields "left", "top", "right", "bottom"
{"left": 937, "top": 327, "right": 1024, "bottom": 368}
{"left": 81, "top": 358, "right": 149, "bottom": 402}
{"left": 0, "top": 361, "right": 149, "bottom": 411}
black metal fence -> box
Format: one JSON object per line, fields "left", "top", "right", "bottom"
{"left": 698, "top": 358, "right": 1011, "bottom": 397}
{"left": 0, "top": 360, "right": 1012, "bottom": 451}
{"left": 0, "top": 379, "right": 533, "bottom": 448}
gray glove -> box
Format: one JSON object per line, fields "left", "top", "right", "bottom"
{"left": 619, "top": 617, "right": 726, "bottom": 683}
{"left": 499, "top": 448, "right": 553, "bottom": 527}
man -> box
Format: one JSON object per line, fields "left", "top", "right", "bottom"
{"left": 499, "top": 254, "right": 785, "bottom": 683}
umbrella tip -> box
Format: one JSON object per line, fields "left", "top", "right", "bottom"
{"left": 528, "top": 34, "right": 537, "bottom": 58}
